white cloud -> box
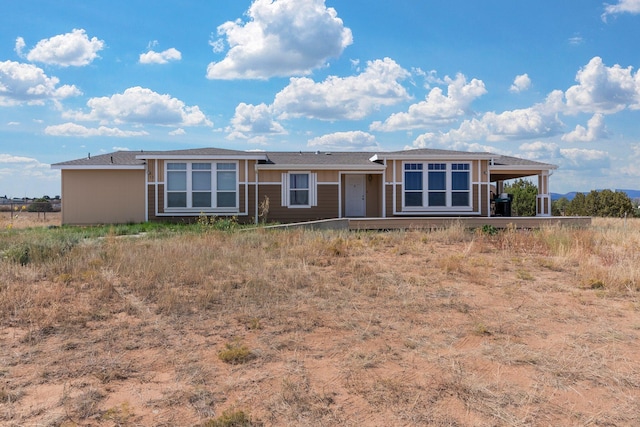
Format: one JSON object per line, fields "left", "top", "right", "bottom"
{"left": 112, "top": 146, "right": 131, "bottom": 151}
{"left": 0, "top": 154, "right": 40, "bottom": 164}
{"left": 415, "top": 93, "right": 565, "bottom": 145}
{"left": 44, "top": 122, "right": 149, "bottom": 137}
{"left": 370, "top": 73, "right": 486, "bottom": 131}
{"left": 561, "top": 113, "right": 607, "bottom": 142}
{"left": 14, "top": 37, "right": 26, "bottom": 57}
{"left": 307, "top": 131, "right": 380, "bottom": 151}
{"left": 139, "top": 48, "right": 182, "bottom": 64}
{"left": 226, "top": 103, "right": 286, "bottom": 140}
{"left": 63, "top": 86, "right": 212, "bottom": 127}
{"left": 0, "top": 154, "right": 59, "bottom": 197}
{"left": 206, "top": 0, "right": 352, "bottom": 79}
{"left": 0, "top": 60, "right": 81, "bottom": 106}
{"left": 558, "top": 147, "right": 610, "bottom": 169}
{"left": 169, "top": 128, "right": 186, "bottom": 136}
{"left": 564, "top": 56, "right": 640, "bottom": 114}
{"left": 22, "top": 29, "right": 104, "bottom": 67}
{"left": 602, "top": 0, "right": 640, "bottom": 21}
{"left": 509, "top": 73, "right": 531, "bottom": 93}
{"left": 273, "top": 57, "right": 411, "bottom": 121}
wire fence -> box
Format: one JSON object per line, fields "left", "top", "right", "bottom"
{"left": 0, "top": 201, "right": 62, "bottom": 220}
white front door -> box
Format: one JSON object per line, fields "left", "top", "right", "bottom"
{"left": 345, "top": 174, "right": 366, "bottom": 217}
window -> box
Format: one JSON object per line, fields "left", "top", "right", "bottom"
{"left": 451, "top": 163, "right": 470, "bottom": 206}
{"left": 281, "top": 172, "right": 317, "bottom": 207}
{"left": 290, "top": 173, "right": 309, "bottom": 205}
{"left": 165, "top": 162, "right": 237, "bottom": 210}
{"left": 403, "top": 162, "right": 471, "bottom": 210}
{"left": 404, "top": 163, "right": 423, "bottom": 207}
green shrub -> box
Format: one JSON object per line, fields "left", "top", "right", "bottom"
{"left": 218, "top": 341, "right": 254, "bottom": 365}
{"left": 203, "top": 409, "right": 254, "bottom": 427}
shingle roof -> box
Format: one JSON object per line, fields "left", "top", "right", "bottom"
{"left": 52, "top": 147, "right": 556, "bottom": 169}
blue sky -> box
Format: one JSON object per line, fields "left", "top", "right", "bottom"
{"left": 2, "top": 0, "right": 640, "bottom": 197}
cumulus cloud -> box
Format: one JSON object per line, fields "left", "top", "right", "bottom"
{"left": 20, "top": 29, "right": 104, "bottom": 67}
{"left": 519, "top": 141, "right": 609, "bottom": 170}
{"left": 44, "top": 122, "right": 149, "bottom": 137}
{"left": 411, "top": 91, "right": 565, "bottom": 146}
{"left": 370, "top": 73, "right": 486, "bottom": 131}
{"left": 0, "top": 60, "right": 81, "bottom": 106}
{"left": 226, "top": 103, "right": 287, "bottom": 140}
{"left": 63, "top": 87, "right": 212, "bottom": 127}
{"left": 509, "top": 74, "right": 531, "bottom": 93}
{"left": 206, "top": 0, "right": 352, "bottom": 79}
{"left": 169, "top": 128, "right": 186, "bottom": 136}
{"left": 272, "top": 57, "right": 411, "bottom": 121}
{"left": 0, "top": 154, "right": 59, "bottom": 195}
{"left": 561, "top": 113, "right": 607, "bottom": 142}
{"left": 139, "top": 48, "right": 182, "bottom": 64}
{"left": 602, "top": 0, "right": 640, "bottom": 21}
{"left": 307, "top": 131, "right": 380, "bottom": 151}
{"left": 565, "top": 56, "right": 640, "bottom": 113}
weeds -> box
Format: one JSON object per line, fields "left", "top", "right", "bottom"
{"left": 2, "top": 218, "right": 640, "bottom": 425}
{"left": 218, "top": 341, "right": 254, "bottom": 365}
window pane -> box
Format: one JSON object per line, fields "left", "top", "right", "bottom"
{"left": 167, "top": 163, "right": 186, "bottom": 170}
{"left": 404, "top": 163, "right": 423, "bottom": 171}
{"left": 405, "top": 171, "right": 423, "bottom": 191}
{"left": 192, "top": 163, "right": 211, "bottom": 170}
{"left": 167, "top": 192, "right": 186, "bottom": 207}
{"left": 167, "top": 171, "right": 186, "bottom": 191}
{"left": 217, "top": 171, "right": 236, "bottom": 191}
{"left": 193, "top": 192, "right": 212, "bottom": 207}
{"left": 217, "top": 163, "right": 235, "bottom": 170}
{"left": 290, "top": 173, "right": 309, "bottom": 189}
{"left": 217, "top": 192, "right": 236, "bottom": 208}
{"left": 405, "top": 192, "right": 422, "bottom": 207}
{"left": 192, "top": 171, "right": 211, "bottom": 191}
{"left": 428, "top": 163, "right": 446, "bottom": 170}
{"left": 290, "top": 189, "right": 309, "bottom": 205}
{"left": 452, "top": 171, "right": 469, "bottom": 190}
{"left": 452, "top": 163, "right": 469, "bottom": 171}
{"left": 452, "top": 192, "right": 469, "bottom": 206}
{"left": 428, "top": 171, "right": 446, "bottom": 190}
{"left": 428, "top": 192, "right": 446, "bottom": 206}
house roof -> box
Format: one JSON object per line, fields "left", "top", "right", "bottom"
{"left": 52, "top": 147, "right": 556, "bottom": 172}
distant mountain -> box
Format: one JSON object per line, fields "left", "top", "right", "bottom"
{"left": 551, "top": 189, "right": 640, "bottom": 201}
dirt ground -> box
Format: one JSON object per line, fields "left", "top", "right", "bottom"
{"left": 1, "top": 220, "right": 639, "bottom": 426}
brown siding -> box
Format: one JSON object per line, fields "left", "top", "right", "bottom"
{"left": 385, "top": 185, "right": 394, "bottom": 217}
{"left": 365, "top": 174, "right": 381, "bottom": 217}
{"left": 61, "top": 169, "right": 145, "bottom": 225}
{"left": 261, "top": 184, "right": 339, "bottom": 223}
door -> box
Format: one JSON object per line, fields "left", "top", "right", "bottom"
{"left": 345, "top": 174, "right": 366, "bottom": 217}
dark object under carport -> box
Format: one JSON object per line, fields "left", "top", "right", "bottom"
{"left": 494, "top": 194, "right": 513, "bottom": 217}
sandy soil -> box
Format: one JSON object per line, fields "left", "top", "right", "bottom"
{"left": 1, "top": 224, "right": 639, "bottom": 426}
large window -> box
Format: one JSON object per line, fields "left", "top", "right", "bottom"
{"left": 403, "top": 162, "right": 471, "bottom": 209}
{"left": 166, "top": 162, "right": 237, "bottom": 210}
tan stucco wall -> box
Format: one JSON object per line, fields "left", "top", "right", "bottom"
{"left": 61, "top": 169, "right": 145, "bottom": 225}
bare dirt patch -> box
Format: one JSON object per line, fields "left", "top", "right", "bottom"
{"left": 1, "top": 219, "right": 639, "bottom": 425}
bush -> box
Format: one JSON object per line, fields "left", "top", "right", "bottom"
{"left": 27, "top": 198, "right": 53, "bottom": 213}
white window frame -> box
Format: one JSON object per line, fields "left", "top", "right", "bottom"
{"left": 281, "top": 172, "right": 317, "bottom": 208}
{"left": 165, "top": 161, "right": 238, "bottom": 212}
{"left": 402, "top": 162, "right": 472, "bottom": 211}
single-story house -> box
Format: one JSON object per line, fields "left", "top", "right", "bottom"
{"left": 51, "top": 147, "right": 557, "bottom": 225}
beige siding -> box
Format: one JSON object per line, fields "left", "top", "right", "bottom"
{"left": 61, "top": 169, "right": 145, "bottom": 225}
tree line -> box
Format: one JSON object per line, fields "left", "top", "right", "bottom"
{"left": 503, "top": 179, "right": 639, "bottom": 217}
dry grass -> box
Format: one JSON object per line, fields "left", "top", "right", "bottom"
{"left": 1, "top": 218, "right": 639, "bottom": 425}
